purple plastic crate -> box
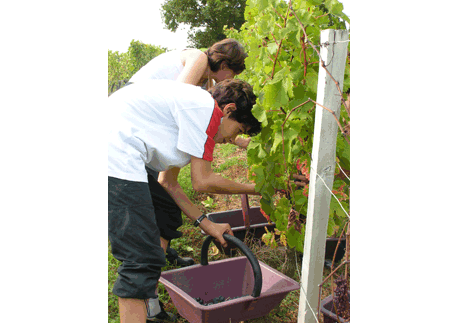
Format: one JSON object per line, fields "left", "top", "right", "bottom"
{"left": 159, "top": 234, "right": 300, "bottom": 323}
{"left": 202, "top": 206, "right": 276, "bottom": 255}
{"left": 320, "top": 293, "right": 350, "bottom": 323}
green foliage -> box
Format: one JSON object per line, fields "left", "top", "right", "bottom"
{"left": 108, "top": 40, "right": 167, "bottom": 95}
{"left": 226, "top": 0, "right": 350, "bottom": 252}
{"left": 108, "top": 241, "right": 121, "bottom": 323}
{"left": 127, "top": 40, "right": 167, "bottom": 75}
{"left": 108, "top": 50, "right": 130, "bottom": 95}
{"left": 177, "top": 164, "right": 198, "bottom": 202}
{"left": 201, "top": 196, "right": 218, "bottom": 210}
{"left": 160, "top": 0, "right": 247, "bottom": 48}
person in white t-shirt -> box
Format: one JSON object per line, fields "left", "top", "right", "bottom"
{"left": 108, "top": 78, "right": 261, "bottom": 323}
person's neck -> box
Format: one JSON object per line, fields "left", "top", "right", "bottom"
{"left": 197, "top": 66, "right": 210, "bottom": 86}
{"left": 201, "top": 67, "right": 215, "bottom": 90}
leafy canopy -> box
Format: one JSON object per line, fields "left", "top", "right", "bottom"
{"left": 161, "top": 0, "right": 247, "bottom": 48}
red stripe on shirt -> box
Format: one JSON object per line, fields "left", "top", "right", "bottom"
{"left": 202, "top": 100, "right": 223, "bottom": 161}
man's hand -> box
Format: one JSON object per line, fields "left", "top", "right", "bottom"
{"left": 232, "top": 136, "right": 251, "bottom": 149}
{"left": 199, "top": 219, "right": 234, "bottom": 248}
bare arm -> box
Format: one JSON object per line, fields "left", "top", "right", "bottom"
{"left": 176, "top": 49, "right": 208, "bottom": 86}
{"left": 190, "top": 156, "right": 260, "bottom": 195}
{"left": 158, "top": 167, "right": 233, "bottom": 247}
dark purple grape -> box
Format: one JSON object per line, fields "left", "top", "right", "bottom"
{"left": 213, "top": 296, "right": 225, "bottom": 303}
{"left": 193, "top": 294, "right": 248, "bottom": 306}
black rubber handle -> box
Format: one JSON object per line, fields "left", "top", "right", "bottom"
{"left": 200, "top": 233, "right": 262, "bottom": 298}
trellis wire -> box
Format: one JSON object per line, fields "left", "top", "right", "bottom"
{"left": 308, "top": 159, "right": 350, "bottom": 219}
{"left": 337, "top": 161, "right": 350, "bottom": 181}
{"left": 295, "top": 251, "right": 320, "bottom": 323}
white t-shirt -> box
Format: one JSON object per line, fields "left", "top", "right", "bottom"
{"left": 107, "top": 79, "right": 223, "bottom": 183}
{"left": 128, "top": 50, "right": 185, "bottom": 82}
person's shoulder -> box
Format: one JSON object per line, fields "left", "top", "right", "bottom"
{"left": 183, "top": 48, "right": 204, "bottom": 55}
{"left": 182, "top": 48, "right": 206, "bottom": 62}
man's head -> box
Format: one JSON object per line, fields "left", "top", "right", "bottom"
{"left": 209, "top": 79, "right": 262, "bottom": 143}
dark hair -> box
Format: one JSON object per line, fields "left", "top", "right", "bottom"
{"left": 204, "top": 39, "right": 247, "bottom": 74}
{"left": 209, "top": 79, "right": 262, "bottom": 136}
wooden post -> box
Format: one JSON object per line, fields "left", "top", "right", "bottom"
{"left": 297, "top": 29, "right": 349, "bottom": 323}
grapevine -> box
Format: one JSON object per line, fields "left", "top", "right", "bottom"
{"left": 225, "top": 0, "right": 350, "bottom": 253}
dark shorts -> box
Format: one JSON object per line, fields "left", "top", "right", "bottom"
{"left": 108, "top": 176, "right": 167, "bottom": 299}
{"left": 146, "top": 168, "right": 183, "bottom": 241}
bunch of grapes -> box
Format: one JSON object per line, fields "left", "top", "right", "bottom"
{"left": 193, "top": 295, "right": 246, "bottom": 306}
{"left": 333, "top": 275, "right": 350, "bottom": 319}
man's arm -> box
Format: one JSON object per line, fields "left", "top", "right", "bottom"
{"left": 158, "top": 167, "right": 233, "bottom": 247}
{"left": 190, "top": 157, "right": 260, "bottom": 195}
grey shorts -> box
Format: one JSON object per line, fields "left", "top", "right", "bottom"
{"left": 108, "top": 176, "right": 167, "bottom": 299}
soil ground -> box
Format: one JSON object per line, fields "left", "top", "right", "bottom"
{"left": 108, "top": 143, "right": 349, "bottom": 323}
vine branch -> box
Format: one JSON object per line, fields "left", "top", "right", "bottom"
{"left": 270, "top": 5, "right": 290, "bottom": 79}
{"left": 282, "top": 98, "right": 349, "bottom": 144}
{"left": 289, "top": 5, "right": 350, "bottom": 123}
{"left": 272, "top": 6, "right": 285, "bottom": 20}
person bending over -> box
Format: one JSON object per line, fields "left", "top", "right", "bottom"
{"left": 108, "top": 78, "right": 262, "bottom": 323}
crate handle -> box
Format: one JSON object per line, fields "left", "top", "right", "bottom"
{"left": 200, "top": 233, "right": 263, "bottom": 298}
{"left": 241, "top": 194, "right": 250, "bottom": 230}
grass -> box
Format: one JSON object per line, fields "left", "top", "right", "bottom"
{"left": 108, "top": 144, "right": 349, "bottom": 322}
{"left": 177, "top": 164, "right": 198, "bottom": 202}
{"left": 108, "top": 243, "right": 121, "bottom": 323}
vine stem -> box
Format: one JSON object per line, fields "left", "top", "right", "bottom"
{"left": 270, "top": 3, "right": 290, "bottom": 79}
{"left": 290, "top": 5, "right": 350, "bottom": 125}
{"left": 292, "top": 174, "right": 309, "bottom": 182}
{"left": 281, "top": 126, "right": 292, "bottom": 194}
{"left": 331, "top": 221, "right": 349, "bottom": 274}
{"left": 285, "top": 98, "right": 349, "bottom": 144}
{"left": 280, "top": 98, "right": 349, "bottom": 211}
{"left": 272, "top": 6, "right": 285, "bottom": 20}
{"left": 280, "top": 99, "right": 309, "bottom": 196}
{"left": 301, "top": 34, "right": 308, "bottom": 84}
{"left": 310, "top": 99, "right": 350, "bottom": 145}
{"left": 345, "top": 223, "right": 350, "bottom": 280}
{"left": 317, "top": 259, "right": 349, "bottom": 323}
{"left": 292, "top": 181, "right": 307, "bottom": 187}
